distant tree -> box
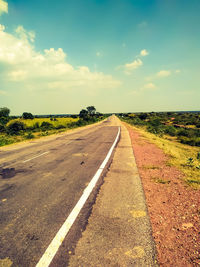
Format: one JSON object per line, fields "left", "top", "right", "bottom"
{"left": 22, "top": 112, "right": 34, "bottom": 119}
{"left": 79, "top": 109, "right": 89, "bottom": 119}
{"left": 86, "top": 106, "right": 96, "bottom": 116}
{"left": 0, "top": 107, "right": 10, "bottom": 117}
{"left": 138, "top": 113, "right": 148, "bottom": 120}
{"left": 95, "top": 112, "right": 102, "bottom": 118}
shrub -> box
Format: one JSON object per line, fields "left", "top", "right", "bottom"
{"left": 147, "top": 125, "right": 165, "bottom": 136}
{"left": 164, "top": 126, "right": 177, "bottom": 136}
{"left": 0, "top": 124, "right": 6, "bottom": 133}
{"left": 25, "top": 132, "right": 34, "bottom": 139}
{"left": 0, "top": 136, "right": 14, "bottom": 146}
{"left": 0, "top": 116, "right": 10, "bottom": 125}
{"left": 148, "top": 118, "right": 162, "bottom": 127}
{"left": 40, "top": 121, "right": 54, "bottom": 130}
{"left": 55, "top": 124, "right": 66, "bottom": 129}
{"left": 178, "top": 136, "right": 200, "bottom": 147}
{"left": 7, "top": 121, "right": 26, "bottom": 135}
{"left": 32, "top": 122, "right": 40, "bottom": 129}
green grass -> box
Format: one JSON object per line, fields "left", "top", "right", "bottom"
{"left": 0, "top": 135, "right": 21, "bottom": 146}
{"left": 8, "top": 117, "right": 78, "bottom": 128}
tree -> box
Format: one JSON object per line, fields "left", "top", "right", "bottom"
{"left": 22, "top": 112, "right": 34, "bottom": 119}
{"left": 0, "top": 107, "right": 10, "bottom": 117}
{"left": 139, "top": 113, "right": 148, "bottom": 120}
{"left": 79, "top": 109, "right": 89, "bottom": 119}
{"left": 86, "top": 106, "right": 96, "bottom": 116}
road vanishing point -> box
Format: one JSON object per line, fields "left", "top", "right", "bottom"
{"left": 0, "top": 116, "right": 158, "bottom": 267}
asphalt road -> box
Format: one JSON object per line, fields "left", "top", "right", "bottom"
{"left": 0, "top": 118, "right": 119, "bottom": 267}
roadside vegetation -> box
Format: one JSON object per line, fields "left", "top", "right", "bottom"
{"left": 119, "top": 111, "right": 200, "bottom": 146}
{"left": 118, "top": 111, "right": 200, "bottom": 188}
{"left": 0, "top": 106, "right": 105, "bottom": 147}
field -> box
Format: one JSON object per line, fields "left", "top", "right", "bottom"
{"left": 9, "top": 117, "right": 78, "bottom": 128}
{"left": 0, "top": 117, "right": 83, "bottom": 147}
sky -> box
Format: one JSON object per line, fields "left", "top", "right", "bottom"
{"left": 0, "top": 0, "right": 199, "bottom": 115}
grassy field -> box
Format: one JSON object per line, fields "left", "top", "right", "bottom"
{"left": 0, "top": 117, "right": 79, "bottom": 147}
{"left": 126, "top": 124, "right": 200, "bottom": 189}
{"left": 8, "top": 117, "right": 78, "bottom": 127}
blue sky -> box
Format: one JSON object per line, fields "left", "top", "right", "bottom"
{"left": 0, "top": 0, "right": 199, "bottom": 115}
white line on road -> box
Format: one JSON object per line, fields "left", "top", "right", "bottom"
{"left": 35, "top": 127, "right": 121, "bottom": 267}
{"left": 23, "top": 152, "right": 49, "bottom": 163}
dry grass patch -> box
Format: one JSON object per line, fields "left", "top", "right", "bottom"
{"left": 129, "top": 125, "right": 200, "bottom": 189}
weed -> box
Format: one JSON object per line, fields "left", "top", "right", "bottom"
{"left": 153, "top": 177, "right": 171, "bottom": 184}
{"left": 25, "top": 132, "right": 34, "bottom": 139}
{"left": 142, "top": 165, "right": 160, "bottom": 170}
{"left": 187, "top": 179, "right": 200, "bottom": 185}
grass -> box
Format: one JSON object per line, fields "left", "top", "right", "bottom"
{"left": 8, "top": 117, "right": 78, "bottom": 128}
{"left": 0, "top": 134, "right": 23, "bottom": 146}
{"left": 142, "top": 164, "right": 160, "bottom": 170}
{"left": 125, "top": 123, "right": 200, "bottom": 189}
{"left": 152, "top": 177, "right": 171, "bottom": 184}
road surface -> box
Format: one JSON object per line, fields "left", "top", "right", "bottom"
{"left": 0, "top": 117, "right": 119, "bottom": 267}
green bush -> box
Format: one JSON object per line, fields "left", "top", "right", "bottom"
{"left": 0, "top": 116, "right": 10, "bottom": 125}
{"left": 7, "top": 121, "right": 26, "bottom": 135}
{"left": 178, "top": 136, "right": 200, "bottom": 147}
{"left": 0, "top": 124, "right": 6, "bottom": 133}
{"left": 32, "top": 122, "right": 40, "bottom": 130}
{"left": 40, "top": 121, "right": 54, "bottom": 131}
{"left": 164, "top": 126, "right": 177, "bottom": 136}
{"left": 147, "top": 125, "right": 165, "bottom": 135}
{"left": 148, "top": 118, "right": 162, "bottom": 127}
{"left": 25, "top": 132, "right": 34, "bottom": 139}
{"left": 0, "top": 136, "right": 15, "bottom": 146}
{"left": 55, "top": 124, "right": 66, "bottom": 129}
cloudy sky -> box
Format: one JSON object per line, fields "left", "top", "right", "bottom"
{"left": 0, "top": 0, "right": 199, "bottom": 115}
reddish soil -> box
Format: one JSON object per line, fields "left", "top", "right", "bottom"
{"left": 126, "top": 124, "right": 200, "bottom": 266}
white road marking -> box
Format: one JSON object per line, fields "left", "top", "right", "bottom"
{"left": 35, "top": 127, "right": 121, "bottom": 267}
{"left": 23, "top": 152, "right": 49, "bottom": 163}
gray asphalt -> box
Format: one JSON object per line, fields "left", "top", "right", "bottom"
{"left": 0, "top": 119, "right": 119, "bottom": 267}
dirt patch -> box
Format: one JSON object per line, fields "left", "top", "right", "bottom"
{"left": 126, "top": 124, "right": 200, "bottom": 266}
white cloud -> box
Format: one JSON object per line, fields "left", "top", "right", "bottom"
{"left": 0, "top": 25, "right": 121, "bottom": 90}
{"left": 0, "top": 0, "right": 8, "bottom": 16}
{"left": 140, "top": 49, "right": 149, "bottom": 57}
{"left": 15, "top": 25, "right": 35, "bottom": 43}
{"left": 121, "top": 59, "right": 143, "bottom": 75}
{"left": 156, "top": 70, "right": 171, "bottom": 78}
{"left": 8, "top": 70, "right": 27, "bottom": 81}
{"left": 143, "top": 83, "right": 156, "bottom": 90}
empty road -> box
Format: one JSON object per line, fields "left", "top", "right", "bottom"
{"left": 0, "top": 117, "right": 119, "bottom": 266}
